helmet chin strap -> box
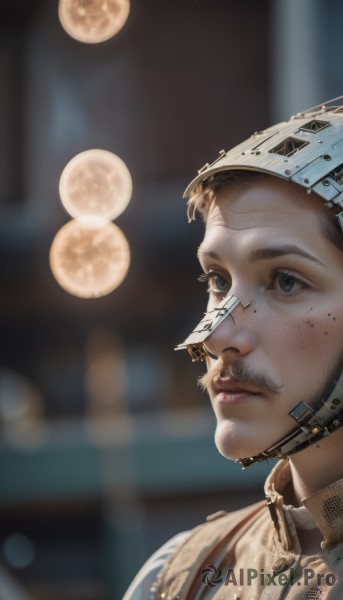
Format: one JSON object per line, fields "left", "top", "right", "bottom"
{"left": 238, "top": 369, "right": 343, "bottom": 468}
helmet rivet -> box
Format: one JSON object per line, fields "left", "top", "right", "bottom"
{"left": 285, "top": 169, "right": 291, "bottom": 175}
{"left": 304, "top": 178, "right": 310, "bottom": 184}
{"left": 323, "top": 180, "right": 330, "bottom": 186}
{"left": 323, "top": 154, "right": 332, "bottom": 160}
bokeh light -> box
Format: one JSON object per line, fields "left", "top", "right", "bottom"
{"left": 50, "top": 217, "right": 130, "bottom": 298}
{"left": 59, "top": 149, "right": 132, "bottom": 220}
{"left": 58, "top": 0, "right": 130, "bottom": 44}
{"left": 3, "top": 533, "right": 36, "bottom": 569}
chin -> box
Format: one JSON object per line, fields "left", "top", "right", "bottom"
{"left": 214, "top": 421, "right": 265, "bottom": 462}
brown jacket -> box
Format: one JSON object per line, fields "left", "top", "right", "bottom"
{"left": 153, "top": 461, "right": 343, "bottom": 599}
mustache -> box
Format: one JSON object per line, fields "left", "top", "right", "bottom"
{"left": 198, "top": 359, "right": 282, "bottom": 394}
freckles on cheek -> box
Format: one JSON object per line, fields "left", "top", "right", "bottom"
{"left": 293, "top": 310, "right": 340, "bottom": 349}
{"left": 284, "top": 319, "right": 312, "bottom": 351}
{"left": 292, "top": 321, "right": 313, "bottom": 352}
{"left": 323, "top": 311, "right": 342, "bottom": 338}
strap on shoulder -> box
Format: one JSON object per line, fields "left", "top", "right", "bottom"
{"left": 152, "top": 499, "right": 266, "bottom": 599}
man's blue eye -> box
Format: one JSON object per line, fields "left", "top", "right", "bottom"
{"left": 198, "top": 271, "right": 230, "bottom": 294}
{"left": 278, "top": 273, "right": 296, "bottom": 293}
{"left": 269, "top": 268, "right": 307, "bottom": 297}
{"left": 213, "top": 274, "right": 229, "bottom": 291}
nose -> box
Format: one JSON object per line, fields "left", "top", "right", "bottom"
{"left": 203, "top": 303, "right": 255, "bottom": 360}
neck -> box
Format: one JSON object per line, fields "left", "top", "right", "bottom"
{"left": 288, "top": 427, "right": 343, "bottom": 506}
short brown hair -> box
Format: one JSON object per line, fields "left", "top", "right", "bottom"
{"left": 187, "top": 170, "right": 343, "bottom": 252}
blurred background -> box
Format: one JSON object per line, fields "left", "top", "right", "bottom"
{"left": 0, "top": 0, "right": 342, "bottom": 598}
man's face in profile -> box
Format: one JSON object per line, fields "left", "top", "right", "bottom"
{"left": 197, "top": 176, "right": 343, "bottom": 461}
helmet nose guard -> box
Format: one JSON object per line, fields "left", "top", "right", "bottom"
{"left": 184, "top": 95, "right": 343, "bottom": 232}
{"left": 175, "top": 294, "right": 251, "bottom": 362}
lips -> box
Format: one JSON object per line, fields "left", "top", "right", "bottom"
{"left": 212, "top": 377, "right": 259, "bottom": 396}
{"left": 211, "top": 377, "right": 260, "bottom": 408}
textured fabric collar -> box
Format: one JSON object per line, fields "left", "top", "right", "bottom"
{"left": 264, "top": 460, "right": 343, "bottom": 549}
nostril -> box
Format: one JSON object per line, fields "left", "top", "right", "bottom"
{"left": 206, "top": 350, "right": 219, "bottom": 360}
{"left": 203, "top": 343, "right": 240, "bottom": 359}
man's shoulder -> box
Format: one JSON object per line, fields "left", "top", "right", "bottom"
{"left": 122, "top": 499, "right": 267, "bottom": 599}
{"left": 170, "top": 499, "right": 267, "bottom": 558}
{"left": 205, "top": 499, "right": 267, "bottom": 524}
{"left": 122, "top": 530, "right": 190, "bottom": 600}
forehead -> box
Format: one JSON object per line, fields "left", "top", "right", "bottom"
{"left": 210, "top": 176, "right": 329, "bottom": 226}
{"left": 199, "top": 177, "right": 343, "bottom": 271}
{"left": 203, "top": 177, "right": 331, "bottom": 248}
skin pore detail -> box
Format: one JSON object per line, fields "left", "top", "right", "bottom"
{"left": 197, "top": 176, "right": 343, "bottom": 505}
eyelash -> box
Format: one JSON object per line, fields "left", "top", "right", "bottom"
{"left": 268, "top": 267, "right": 308, "bottom": 297}
{"left": 198, "top": 271, "right": 230, "bottom": 296}
{"left": 198, "top": 268, "right": 309, "bottom": 298}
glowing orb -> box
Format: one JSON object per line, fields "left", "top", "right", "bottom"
{"left": 58, "top": 0, "right": 130, "bottom": 44}
{"left": 50, "top": 217, "right": 130, "bottom": 298}
{"left": 59, "top": 149, "right": 132, "bottom": 221}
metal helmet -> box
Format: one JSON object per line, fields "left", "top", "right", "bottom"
{"left": 184, "top": 95, "right": 343, "bottom": 233}
{"left": 176, "top": 95, "right": 343, "bottom": 467}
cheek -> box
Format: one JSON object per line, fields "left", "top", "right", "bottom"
{"left": 273, "top": 308, "right": 342, "bottom": 356}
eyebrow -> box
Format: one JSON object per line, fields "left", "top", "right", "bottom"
{"left": 198, "top": 244, "right": 324, "bottom": 266}
{"left": 248, "top": 245, "right": 323, "bottom": 265}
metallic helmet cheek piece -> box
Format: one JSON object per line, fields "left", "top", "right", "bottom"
{"left": 176, "top": 95, "right": 343, "bottom": 467}
{"left": 238, "top": 371, "right": 343, "bottom": 468}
